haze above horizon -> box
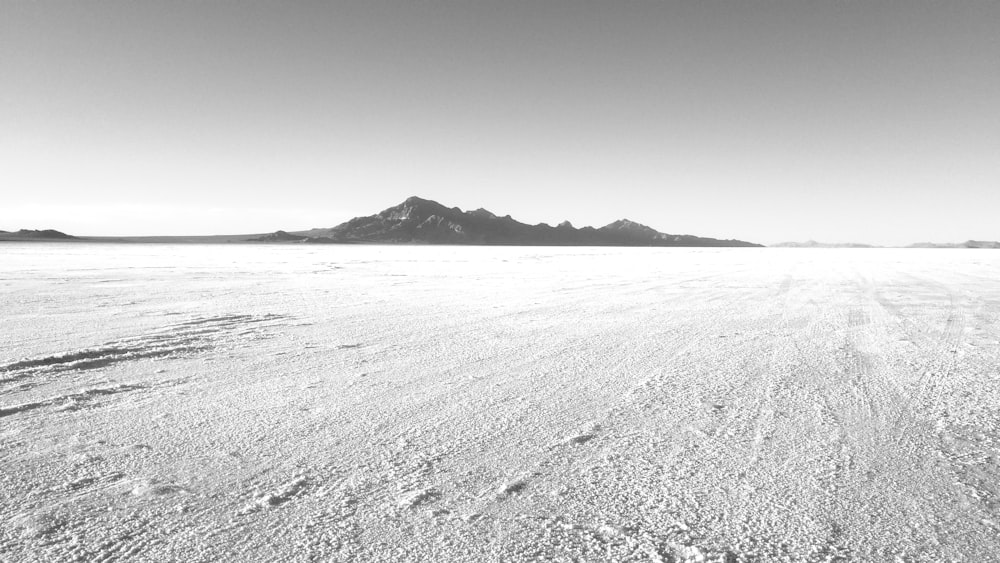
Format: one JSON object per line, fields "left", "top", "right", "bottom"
{"left": 3, "top": 1, "right": 998, "bottom": 246}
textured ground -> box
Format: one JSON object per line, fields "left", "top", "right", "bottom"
{"left": 2, "top": 244, "right": 999, "bottom": 562}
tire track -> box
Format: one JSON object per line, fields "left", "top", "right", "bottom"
{"left": 0, "top": 313, "right": 290, "bottom": 391}
{"left": 875, "top": 275, "right": 971, "bottom": 442}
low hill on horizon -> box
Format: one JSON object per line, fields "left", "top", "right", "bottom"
{"left": 772, "top": 240, "right": 879, "bottom": 248}
{"left": 0, "top": 229, "right": 77, "bottom": 241}
{"left": 908, "top": 240, "right": 1000, "bottom": 249}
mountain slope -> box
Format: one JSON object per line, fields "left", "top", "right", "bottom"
{"left": 303, "top": 196, "right": 761, "bottom": 247}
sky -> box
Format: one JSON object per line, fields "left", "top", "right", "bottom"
{"left": 2, "top": 1, "right": 998, "bottom": 245}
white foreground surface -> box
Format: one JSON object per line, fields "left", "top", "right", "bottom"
{"left": 2, "top": 244, "right": 1000, "bottom": 562}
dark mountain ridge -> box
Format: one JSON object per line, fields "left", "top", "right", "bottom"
{"left": 296, "top": 196, "right": 762, "bottom": 247}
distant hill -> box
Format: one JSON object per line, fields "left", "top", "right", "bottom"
{"left": 772, "top": 240, "right": 878, "bottom": 248}
{"left": 247, "top": 230, "right": 339, "bottom": 244}
{"left": 908, "top": 240, "right": 1000, "bottom": 249}
{"left": 293, "top": 196, "right": 762, "bottom": 247}
{"left": 249, "top": 230, "right": 308, "bottom": 243}
{"left": 0, "top": 229, "right": 77, "bottom": 241}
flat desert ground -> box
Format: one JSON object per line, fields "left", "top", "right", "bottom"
{"left": 2, "top": 244, "right": 999, "bottom": 562}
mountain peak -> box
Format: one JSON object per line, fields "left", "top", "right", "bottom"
{"left": 468, "top": 208, "right": 497, "bottom": 219}
{"left": 402, "top": 195, "right": 433, "bottom": 206}
{"left": 601, "top": 219, "right": 659, "bottom": 236}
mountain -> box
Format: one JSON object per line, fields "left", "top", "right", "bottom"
{"left": 909, "top": 240, "right": 1000, "bottom": 249}
{"left": 772, "top": 240, "right": 878, "bottom": 248}
{"left": 0, "top": 229, "right": 77, "bottom": 241}
{"left": 296, "top": 196, "right": 762, "bottom": 247}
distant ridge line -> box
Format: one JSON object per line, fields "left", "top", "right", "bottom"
{"left": 278, "top": 196, "right": 762, "bottom": 247}
{"left": 4, "top": 199, "right": 998, "bottom": 248}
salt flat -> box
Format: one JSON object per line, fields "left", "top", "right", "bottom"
{"left": 2, "top": 244, "right": 999, "bottom": 562}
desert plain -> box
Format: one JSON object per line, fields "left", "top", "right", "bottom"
{"left": 2, "top": 244, "right": 999, "bottom": 562}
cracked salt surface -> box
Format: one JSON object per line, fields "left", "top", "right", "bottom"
{"left": 2, "top": 243, "right": 1000, "bottom": 561}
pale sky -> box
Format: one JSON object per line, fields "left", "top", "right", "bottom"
{"left": 2, "top": 1, "right": 998, "bottom": 245}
